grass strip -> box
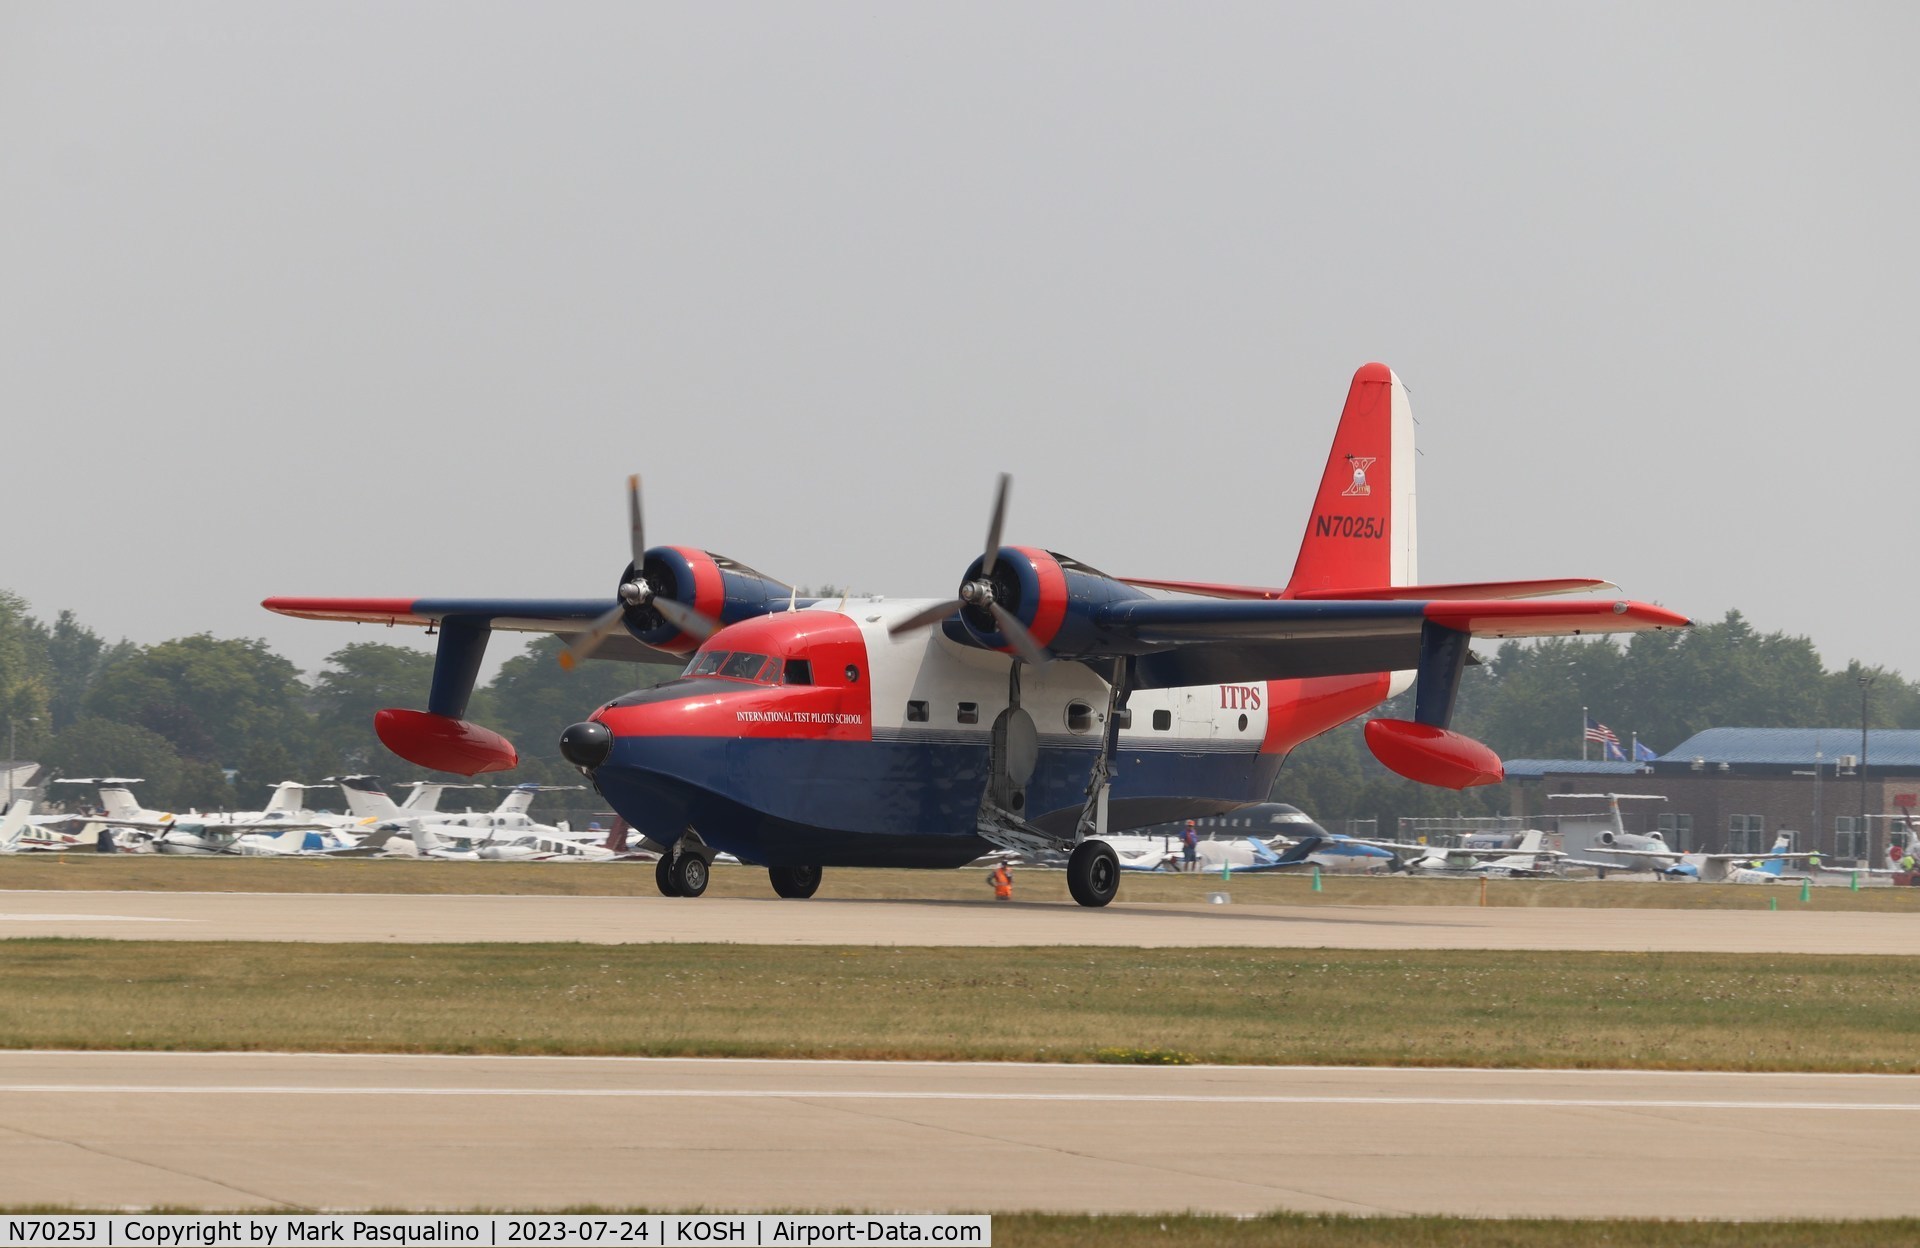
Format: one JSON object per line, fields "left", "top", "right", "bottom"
{"left": 4, "top": 940, "right": 1916, "bottom": 1071}
{"left": 8, "top": 857, "right": 1920, "bottom": 911}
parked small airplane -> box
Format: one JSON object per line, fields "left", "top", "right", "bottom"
{"left": 1546, "top": 792, "right": 1675, "bottom": 876}
{"left": 1661, "top": 835, "right": 1814, "bottom": 884}
{"left": 1398, "top": 829, "right": 1564, "bottom": 877}
{"left": 268, "top": 363, "right": 1688, "bottom": 906}
{"left": 0, "top": 800, "right": 93, "bottom": 853}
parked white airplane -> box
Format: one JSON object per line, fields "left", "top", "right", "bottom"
{"left": 1400, "top": 829, "right": 1564, "bottom": 877}
{"left": 1546, "top": 792, "right": 1677, "bottom": 876}
{"left": 0, "top": 800, "right": 94, "bottom": 852}
{"left": 1664, "top": 835, "right": 1814, "bottom": 884}
{"left": 407, "top": 822, "right": 621, "bottom": 862}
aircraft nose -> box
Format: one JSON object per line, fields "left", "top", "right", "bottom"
{"left": 559, "top": 721, "right": 613, "bottom": 771}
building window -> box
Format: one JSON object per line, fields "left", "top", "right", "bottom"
{"left": 1728, "top": 813, "right": 1765, "bottom": 855}
{"left": 906, "top": 701, "right": 929, "bottom": 723}
{"left": 1152, "top": 709, "right": 1172, "bottom": 732}
{"left": 1657, "top": 813, "right": 1695, "bottom": 852}
{"left": 957, "top": 702, "right": 979, "bottom": 725}
{"left": 1835, "top": 816, "right": 1866, "bottom": 860}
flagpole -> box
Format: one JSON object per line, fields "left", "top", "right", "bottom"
{"left": 1581, "top": 706, "right": 1588, "bottom": 761}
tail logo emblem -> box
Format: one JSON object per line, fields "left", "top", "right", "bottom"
{"left": 1342, "top": 455, "right": 1376, "bottom": 497}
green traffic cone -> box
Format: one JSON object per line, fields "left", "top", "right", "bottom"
{"left": 1769, "top": 896, "right": 1778, "bottom": 911}
{"left": 1222, "top": 859, "right": 1232, "bottom": 882}
{"left": 1800, "top": 876, "right": 1812, "bottom": 903}
{"left": 1311, "top": 865, "right": 1323, "bottom": 893}
{"left": 1852, "top": 871, "right": 1861, "bottom": 892}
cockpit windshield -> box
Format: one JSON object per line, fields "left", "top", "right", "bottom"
{"left": 684, "top": 650, "right": 780, "bottom": 684}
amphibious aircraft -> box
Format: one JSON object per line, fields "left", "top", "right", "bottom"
{"left": 266, "top": 363, "right": 1688, "bottom": 907}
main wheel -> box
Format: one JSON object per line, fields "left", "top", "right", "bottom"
{"left": 670, "top": 851, "right": 710, "bottom": 898}
{"left": 1067, "top": 840, "right": 1120, "bottom": 908}
{"left": 654, "top": 853, "right": 681, "bottom": 897}
{"left": 769, "top": 864, "right": 823, "bottom": 899}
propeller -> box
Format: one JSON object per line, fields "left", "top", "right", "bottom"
{"left": 887, "top": 473, "right": 1050, "bottom": 665}
{"left": 558, "top": 475, "right": 721, "bottom": 670}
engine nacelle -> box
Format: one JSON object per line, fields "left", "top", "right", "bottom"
{"left": 622, "top": 546, "right": 792, "bottom": 655}
{"left": 949, "top": 546, "right": 1154, "bottom": 659}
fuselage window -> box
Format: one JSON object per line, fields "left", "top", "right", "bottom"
{"left": 957, "top": 702, "right": 980, "bottom": 725}
{"left": 845, "top": 664, "right": 861, "bottom": 683}
{"left": 783, "top": 658, "right": 813, "bottom": 686}
{"left": 1152, "top": 709, "right": 1172, "bottom": 731}
{"left": 1237, "top": 714, "right": 1249, "bottom": 732}
{"left": 907, "top": 700, "right": 929, "bottom": 723}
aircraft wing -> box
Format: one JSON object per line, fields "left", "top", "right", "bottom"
{"left": 1120, "top": 577, "right": 1619, "bottom": 602}
{"left": 262, "top": 597, "right": 686, "bottom": 667}
{"left": 1087, "top": 597, "right": 1687, "bottom": 686}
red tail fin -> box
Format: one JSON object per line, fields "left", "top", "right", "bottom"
{"left": 1285, "top": 363, "right": 1416, "bottom": 595}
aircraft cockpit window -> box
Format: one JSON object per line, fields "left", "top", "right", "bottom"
{"left": 783, "top": 659, "right": 813, "bottom": 686}
{"left": 687, "top": 652, "right": 726, "bottom": 677}
{"left": 718, "top": 652, "right": 773, "bottom": 681}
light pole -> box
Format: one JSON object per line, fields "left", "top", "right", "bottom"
{"left": 1859, "top": 676, "right": 1875, "bottom": 864}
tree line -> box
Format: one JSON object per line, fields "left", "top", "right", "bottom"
{"left": 3, "top": 591, "right": 1915, "bottom": 830}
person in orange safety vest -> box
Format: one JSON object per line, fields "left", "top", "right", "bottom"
{"left": 987, "top": 861, "right": 1014, "bottom": 900}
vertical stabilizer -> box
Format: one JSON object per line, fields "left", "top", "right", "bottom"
{"left": 1286, "top": 363, "right": 1416, "bottom": 594}
{"left": 494, "top": 785, "right": 537, "bottom": 817}
{"left": 335, "top": 776, "right": 403, "bottom": 821}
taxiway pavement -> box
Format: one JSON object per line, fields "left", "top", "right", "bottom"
{"left": 3, "top": 1051, "right": 1916, "bottom": 1217}
{"left": 0, "top": 888, "right": 1912, "bottom": 953}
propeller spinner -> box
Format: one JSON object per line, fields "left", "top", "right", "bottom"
{"left": 559, "top": 475, "right": 721, "bottom": 670}
{"left": 887, "top": 473, "right": 1050, "bottom": 666}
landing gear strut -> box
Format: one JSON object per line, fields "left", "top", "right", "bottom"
{"left": 770, "top": 864, "right": 822, "bottom": 899}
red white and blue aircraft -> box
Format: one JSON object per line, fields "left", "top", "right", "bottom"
{"left": 266, "top": 363, "right": 1687, "bottom": 907}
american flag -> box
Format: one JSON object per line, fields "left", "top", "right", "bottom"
{"left": 1584, "top": 715, "right": 1620, "bottom": 748}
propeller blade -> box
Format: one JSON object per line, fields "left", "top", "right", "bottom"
{"left": 887, "top": 599, "right": 963, "bottom": 637}
{"left": 981, "top": 473, "right": 1010, "bottom": 576}
{"left": 654, "top": 595, "right": 720, "bottom": 641}
{"left": 559, "top": 603, "right": 629, "bottom": 671}
{"left": 627, "top": 474, "right": 646, "bottom": 570}
{"left": 990, "top": 601, "right": 1050, "bottom": 667}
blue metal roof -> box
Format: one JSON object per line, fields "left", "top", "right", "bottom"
{"left": 1658, "top": 728, "right": 1920, "bottom": 769}
{"left": 1503, "top": 759, "right": 1641, "bottom": 779}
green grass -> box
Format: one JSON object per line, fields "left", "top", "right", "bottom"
{"left": 7, "top": 856, "right": 1920, "bottom": 911}
{"left": 5, "top": 940, "right": 1917, "bottom": 1071}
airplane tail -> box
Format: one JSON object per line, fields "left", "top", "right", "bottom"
{"left": 0, "top": 800, "right": 29, "bottom": 851}
{"left": 1284, "top": 363, "right": 1416, "bottom": 595}
{"left": 263, "top": 782, "right": 309, "bottom": 815}
{"left": 99, "top": 785, "right": 148, "bottom": 822}
{"left": 1271, "top": 836, "right": 1323, "bottom": 867}
{"left": 494, "top": 785, "right": 537, "bottom": 817}
{"left": 334, "top": 775, "right": 403, "bottom": 821}
{"left": 409, "top": 822, "right": 445, "bottom": 855}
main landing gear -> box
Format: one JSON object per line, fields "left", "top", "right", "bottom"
{"left": 769, "top": 864, "right": 823, "bottom": 899}
{"left": 655, "top": 847, "right": 710, "bottom": 898}
{"left": 1066, "top": 840, "right": 1119, "bottom": 908}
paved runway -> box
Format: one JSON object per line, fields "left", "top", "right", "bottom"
{"left": 0, "top": 888, "right": 1910, "bottom": 952}
{"left": 3, "top": 1051, "right": 1916, "bottom": 1217}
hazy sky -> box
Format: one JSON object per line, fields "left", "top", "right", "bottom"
{"left": 3, "top": 3, "right": 1915, "bottom": 691}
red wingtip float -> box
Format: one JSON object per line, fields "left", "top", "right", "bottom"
{"left": 1363, "top": 720, "right": 1505, "bottom": 790}
{"left": 373, "top": 709, "right": 518, "bottom": 776}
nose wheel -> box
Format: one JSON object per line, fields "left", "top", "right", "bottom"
{"left": 655, "top": 848, "right": 711, "bottom": 898}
